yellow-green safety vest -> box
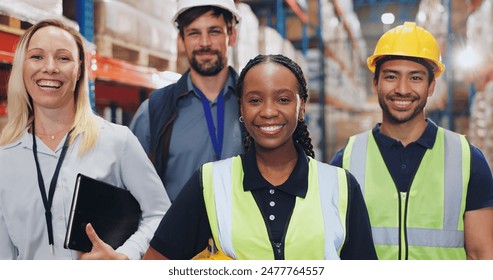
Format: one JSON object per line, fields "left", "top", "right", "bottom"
{"left": 202, "top": 155, "right": 349, "bottom": 260}
{"left": 342, "top": 128, "right": 470, "bottom": 260}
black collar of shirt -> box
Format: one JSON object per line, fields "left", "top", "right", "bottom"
{"left": 240, "top": 142, "right": 309, "bottom": 198}
{"left": 372, "top": 118, "right": 438, "bottom": 149}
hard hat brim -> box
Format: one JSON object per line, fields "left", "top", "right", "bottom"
{"left": 367, "top": 54, "right": 445, "bottom": 79}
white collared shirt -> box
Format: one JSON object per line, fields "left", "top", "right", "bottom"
{"left": 0, "top": 116, "right": 170, "bottom": 259}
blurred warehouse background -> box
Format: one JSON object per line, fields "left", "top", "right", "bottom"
{"left": 0, "top": 0, "right": 492, "bottom": 165}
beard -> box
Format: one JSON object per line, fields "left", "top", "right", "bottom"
{"left": 189, "top": 48, "right": 225, "bottom": 76}
{"left": 379, "top": 94, "right": 427, "bottom": 124}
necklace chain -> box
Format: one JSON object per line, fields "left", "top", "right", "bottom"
{"left": 35, "top": 127, "right": 71, "bottom": 140}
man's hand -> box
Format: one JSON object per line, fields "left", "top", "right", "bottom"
{"left": 78, "top": 223, "right": 129, "bottom": 260}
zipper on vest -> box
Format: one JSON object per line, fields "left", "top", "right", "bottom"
{"left": 399, "top": 192, "right": 409, "bottom": 260}
{"left": 252, "top": 191, "right": 287, "bottom": 260}
{"left": 273, "top": 242, "right": 283, "bottom": 259}
{"left": 273, "top": 198, "right": 296, "bottom": 260}
{"left": 268, "top": 196, "right": 295, "bottom": 260}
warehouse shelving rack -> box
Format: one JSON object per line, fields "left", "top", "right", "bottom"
{"left": 0, "top": 0, "right": 174, "bottom": 126}
{"left": 0, "top": 0, "right": 370, "bottom": 158}
{"left": 244, "top": 0, "right": 367, "bottom": 161}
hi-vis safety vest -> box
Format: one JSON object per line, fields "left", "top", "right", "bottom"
{"left": 342, "top": 128, "right": 470, "bottom": 260}
{"left": 202, "top": 155, "right": 349, "bottom": 260}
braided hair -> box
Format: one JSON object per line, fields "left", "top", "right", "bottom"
{"left": 236, "top": 54, "right": 315, "bottom": 158}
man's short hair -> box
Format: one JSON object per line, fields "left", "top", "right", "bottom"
{"left": 176, "top": 5, "right": 235, "bottom": 37}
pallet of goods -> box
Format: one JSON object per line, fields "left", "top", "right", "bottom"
{"left": 94, "top": 0, "right": 177, "bottom": 72}
{"left": 0, "top": 0, "right": 78, "bottom": 33}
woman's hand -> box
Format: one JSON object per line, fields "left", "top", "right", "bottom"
{"left": 78, "top": 223, "right": 129, "bottom": 260}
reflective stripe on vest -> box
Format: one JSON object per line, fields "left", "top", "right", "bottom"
{"left": 342, "top": 128, "right": 470, "bottom": 260}
{"left": 202, "top": 156, "right": 348, "bottom": 260}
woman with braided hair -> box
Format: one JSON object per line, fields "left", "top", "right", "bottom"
{"left": 144, "top": 54, "right": 376, "bottom": 260}
{"left": 238, "top": 54, "right": 315, "bottom": 158}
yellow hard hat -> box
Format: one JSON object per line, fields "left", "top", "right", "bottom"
{"left": 367, "top": 22, "right": 445, "bottom": 78}
{"left": 193, "top": 249, "right": 233, "bottom": 260}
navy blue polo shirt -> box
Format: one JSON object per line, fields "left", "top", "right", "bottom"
{"left": 330, "top": 119, "right": 493, "bottom": 211}
{"left": 241, "top": 143, "right": 308, "bottom": 245}
{"left": 150, "top": 143, "right": 377, "bottom": 260}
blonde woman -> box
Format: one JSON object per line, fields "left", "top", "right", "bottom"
{"left": 0, "top": 19, "right": 170, "bottom": 260}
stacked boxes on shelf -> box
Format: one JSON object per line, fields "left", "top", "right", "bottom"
{"left": 466, "top": 0, "right": 493, "bottom": 76}
{"left": 319, "top": 0, "right": 367, "bottom": 108}
{"left": 308, "top": 0, "right": 377, "bottom": 160}
{"left": 416, "top": 0, "right": 448, "bottom": 50}
{"left": 469, "top": 81, "right": 493, "bottom": 169}
{"left": 467, "top": 0, "right": 493, "bottom": 169}
{"left": 232, "top": 2, "right": 259, "bottom": 73}
{"left": 258, "top": 26, "right": 283, "bottom": 55}
{"left": 258, "top": 25, "right": 309, "bottom": 85}
{"left": 0, "top": 0, "right": 78, "bottom": 31}
{"left": 93, "top": 0, "right": 177, "bottom": 72}
{"left": 234, "top": 1, "right": 307, "bottom": 77}
{"left": 415, "top": 0, "right": 448, "bottom": 113}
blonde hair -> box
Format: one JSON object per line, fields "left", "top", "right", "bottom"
{"left": 0, "top": 19, "right": 99, "bottom": 155}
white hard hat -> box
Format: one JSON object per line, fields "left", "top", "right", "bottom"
{"left": 172, "top": 0, "right": 241, "bottom": 25}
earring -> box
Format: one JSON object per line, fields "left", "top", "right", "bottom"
{"left": 239, "top": 116, "right": 244, "bottom": 123}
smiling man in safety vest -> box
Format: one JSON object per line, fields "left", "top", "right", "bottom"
{"left": 331, "top": 22, "right": 493, "bottom": 260}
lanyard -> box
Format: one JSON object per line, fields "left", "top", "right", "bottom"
{"left": 32, "top": 123, "right": 72, "bottom": 247}
{"left": 193, "top": 85, "right": 225, "bottom": 160}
